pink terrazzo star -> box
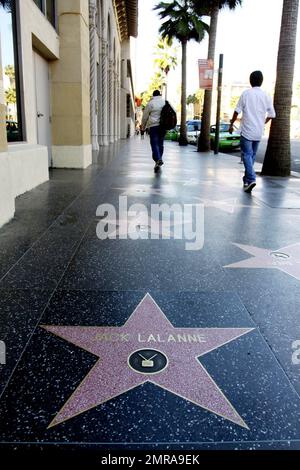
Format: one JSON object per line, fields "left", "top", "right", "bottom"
{"left": 42, "top": 294, "right": 254, "bottom": 429}
{"left": 225, "top": 243, "right": 300, "bottom": 280}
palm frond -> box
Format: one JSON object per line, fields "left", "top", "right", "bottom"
{"left": 155, "top": 0, "right": 209, "bottom": 43}
{"left": 221, "top": 0, "right": 242, "bottom": 10}
{"left": 191, "top": 0, "right": 242, "bottom": 14}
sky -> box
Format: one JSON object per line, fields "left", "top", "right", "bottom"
{"left": 135, "top": 0, "right": 300, "bottom": 103}
{"left": 0, "top": 7, "right": 14, "bottom": 67}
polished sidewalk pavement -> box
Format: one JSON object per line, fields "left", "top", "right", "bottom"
{"left": 0, "top": 138, "right": 300, "bottom": 453}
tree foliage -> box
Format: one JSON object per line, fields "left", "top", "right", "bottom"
{"left": 5, "top": 87, "right": 16, "bottom": 105}
{"left": 192, "top": 0, "right": 242, "bottom": 151}
{"left": 154, "top": 1, "right": 208, "bottom": 145}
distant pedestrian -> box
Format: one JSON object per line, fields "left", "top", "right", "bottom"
{"left": 229, "top": 71, "right": 276, "bottom": 193}
{"left": 141, "top": 90, "right": 166, "bottom": 173}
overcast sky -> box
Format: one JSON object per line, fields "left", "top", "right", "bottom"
{"left": 135, "top": 0, "right": 300, "bottom": 101}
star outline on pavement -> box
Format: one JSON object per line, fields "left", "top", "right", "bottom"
{"left": 113, "top": 185, "right": 177, "bottom": 197}
{"left": 193, "top": 197, "right": 259, "bottom": 214}
{"left": 98, "top": 211, "right": 193, "bottom": 239}
{"left": 42, "top": 294, "right": 254, "bottom": 430}
{"left": 224, "top": 242, "right": 300, "bottom": 281}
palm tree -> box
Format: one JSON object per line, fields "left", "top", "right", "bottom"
{"left": 154, "top": 37, "right": 178, "bottom": 100}
{"left": 187, "top": 89, "right": 204, "bottom": 119}
{"left": 140, "top": 38, "right": 178, "bottom": 108}
{"left": 4, "top": 65, "right": 15, "bottom": 87}
{"left": 192, "top": 0, "right": 242, "bottom": 152}
{"left": 154, "top": 1, "right": 208, "bottom": 145}
{"left": 261, "top": 0, "right": 299, "bottom": 176}
{"left": 141, "top": 71, "right": 166, "bottom": 107}
{"left": 5, "top": 87, "right": 16, "bottom": 106}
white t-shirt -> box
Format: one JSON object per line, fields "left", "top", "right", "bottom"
{"left": 235, "top": 87, "right": 276, "bottom": 141}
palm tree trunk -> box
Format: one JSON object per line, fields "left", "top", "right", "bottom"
{"left": 179, "top": 39, "right": 188, "bottom": 146}
{"left": 261, "top": 0, "right": 299, "bottom": 176}
{"left": 197, "top": 4, "right": 219, "bottom": 152}
{"left": 165, "top": 71, "right": 168, "bottom": 100}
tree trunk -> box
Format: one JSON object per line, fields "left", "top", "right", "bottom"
{"left": 179, "top": 39, "right": 188, "bottom": 146}
{"left": 261, "top": 0, "right": 299, "bottom": 176}
{"left": 197, "top": 4, "right": 219, "bottom": 152}
{"left": 165, "top": 71, "right": 168, "bottom": 101}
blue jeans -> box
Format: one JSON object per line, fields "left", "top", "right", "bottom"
{"left": 240, "top": 135, "right": 260, "bottom": 184}
{"left": 149, "top": 126, "right": 165, "bottom": 162}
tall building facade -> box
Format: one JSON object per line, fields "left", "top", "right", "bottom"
{"left": 89, "top": 0, "right": 137, "bottom": 150}
{"left": 0, "top": 0, "right": 138, "bottom": 228}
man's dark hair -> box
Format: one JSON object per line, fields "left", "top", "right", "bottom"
{"left": 250, "top": 71, "right": 263, "bottom": 87}
{"left": 153, "top": 90, "right": 161, "bottom": 96}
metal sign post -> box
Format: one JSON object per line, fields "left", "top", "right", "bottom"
{"left": 214, "top": 54, "right": 224, "bottom": 155}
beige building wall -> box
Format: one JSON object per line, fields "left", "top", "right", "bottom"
{"left": 51, "top": 0, "right": 92, "bottom": 168}
{"left": 0, "top": 30, "right": 7, "bottom": 153}
{"left": 0, "top": 0, "right": 138, "bottom": 229}
{"left": 0, "top": 31, "right": 14, "bottom": 227}
{"left": 7, "top": 0, "right": 58, "bottom": 191}
{"left": 0, "top": 0, "right": 59, "bottom": 226}
{"left": 0, "top": 0, "right": 59, "bottom": 228}
{"left": 8, "top": 0, "right": 58, "bottom": 199}
{"left": 95, "top": 0, "right": 121, "bottom": 147}
{"left": 92, "top": 0, "right": 139, "bottom": 148}
{"left": 0, "top": 60, "right": 7, "bottom": 153}
{"left": 120, "top": 38, "right": 135, "bottom": 139}
{"left": 19, "top": 0, "right": 59, "bottom": 145}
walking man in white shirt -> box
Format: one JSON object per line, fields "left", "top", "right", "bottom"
{"left": 229, "top": 71, "right": 276, "bottom": 193}
{"left": 141, "top": 90, "right": 166, "bottom": 172}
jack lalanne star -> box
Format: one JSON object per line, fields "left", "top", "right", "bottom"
{"left": 94, "top": 333, "right": 207, "bottom": 343}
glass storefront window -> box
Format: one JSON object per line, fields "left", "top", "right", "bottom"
{"left": 0, "top": 0, "right": 23, "bottom": 142}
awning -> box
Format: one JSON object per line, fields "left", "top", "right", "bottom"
{"left": 114, "top": 0, "right": 138, "bottom": 41}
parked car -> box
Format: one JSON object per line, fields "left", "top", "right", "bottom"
{"left": 165, "top": 125, "right": 180, "bottom": 141}
{"left": 210, "top": 123, "right": 240, "bottom": 150}
{"left": 187, "top": 120, "right": 201, "bottom": 145}
{"left": 6, "top": 120, "right": 20, "bottom": 142}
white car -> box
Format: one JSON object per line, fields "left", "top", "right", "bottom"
{"left": 186, "top": 120, "right": 201, "bottom": 145}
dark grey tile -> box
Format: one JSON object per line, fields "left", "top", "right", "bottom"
{"left": 0, "top": 289, "right": 51, "bottom": 395}
{"left": 58, "top": 237, "right": 230, "bottom": 291}
{"left": 237, "top": 289, "right": 300, "bottom": 395}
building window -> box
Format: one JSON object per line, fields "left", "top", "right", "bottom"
{"left": 33, "top": 0, "right": 56, "bottom": 28}
{"left": 126, "top": 94, "right": 131, "bottom": 118}
{"left": 0, "top": 0, "right": 23, "bottom": 142}
{"left": 33, "top": 0, "right": 43, "bottom": 10}
{"left": 45, "top": 0, "right": 55, "bottom": 26}
{"left": 127, "top": 60, "right": 130, "bottom": 78}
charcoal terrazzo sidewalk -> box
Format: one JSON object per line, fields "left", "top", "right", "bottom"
{"left": 0, "top": 138, "right": 300, "bottom": 457}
